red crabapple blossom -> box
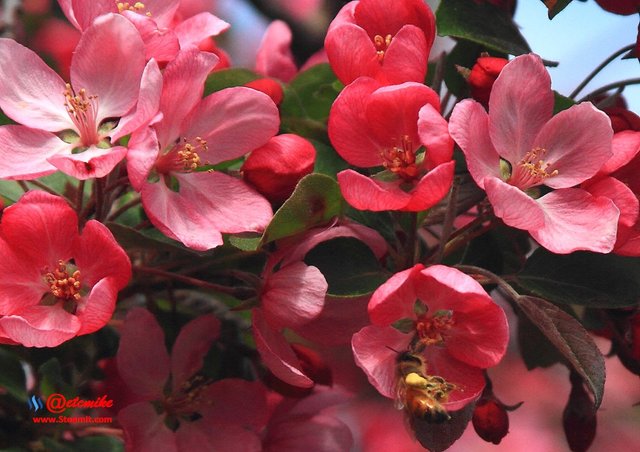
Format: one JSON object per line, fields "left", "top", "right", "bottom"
{"left": 0, "top": 191, "right": 131, "bottom": 347}
{"left": 329, "top": 78, "right": 454, "bottom": 211}
{"left": 0, "top": 13, "right": 148, "bottom": 180}
{"left": 449, "top": 54, "right": 620, "bottom": 254}
{"left": 352, "top": 264, "right": 509, "bottom": 412}
{"left": 325, "top": 0, "right": 435, "bottom": 85}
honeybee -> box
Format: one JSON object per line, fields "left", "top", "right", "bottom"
{"left": 395, "top": 352, "right": 456, "bottom": 423}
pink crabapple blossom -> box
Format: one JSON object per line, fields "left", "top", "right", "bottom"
{"left": 449, "top": 53, "right": 620, "bottom": 254}
{"left": 0, "top": 13, "right": 152, "bottom": 180}
{"left": 329, "top": 77, "right": 455, "bottom": 211}
{"left": 0, "top": 191, "right": 131, "bottom": 347}
{"left": 126, "top": 47, "right": 279, "bottom": 251}
{"left": 351, "top": 264, "right": 509, "bottom": 412}
{"left": 325, "top": 0, "right": 436, "bottom": 86}
{"left": 116, "top": 307, "right": 268, "bottom": 451}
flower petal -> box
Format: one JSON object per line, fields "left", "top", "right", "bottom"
{"left": 338, "top": 170, "right": 411, "bottom": 211}
{"left": 0, "top": 126, "right": 67, "bottom": 180}
{"left": 252, "top": 309, "right": 314, "bottom": 388}
{"left": 418, "top": 104, "right": 454, "bottom": 169}
{"left": 351, "top": 324, "right": 412, "bottom": 399}
{"left": 171, "top": 314, "right": 220, "bottom": 393}
{"left": 488, "top": 54, "right": 554, "bottom": 164}
{"left": 585, "top": 176, "right": 638, "bottom": 229}
{"left": 402, "top": 161, "right": 455, "bottom": 212}
{"left": 0, "top": 38, "right": 71, "bottom": 131}
{"left": 449, "top": 99, "right": 501, "bottom": 189}
{"left": 75, "top": 277, "right": 118, "bottom": 336}
{"left": 535, "top": 102, "right": 613, "bottom": 188}
{"left": 118, "top": 402, "right": 178, "bottom": 452}
{"left": 328, "top": 77, "right": 381, "bottom": 167}
{"left": 378, "top": 25, "right": 428, "bottom": 85}
{"left": 71, "top": 14, "right": 146, "bottom": 121}
{"left": 368, "top": 265, "right": 423, "bottom": 325}
{"left": 47, "top": 145, "right": 128, "bottom": 180}
{"left": 121, "top": 11, "right": 180, "bottom": 62}
{"left": 484, "top": 176, "right": 545, "bottom": 230}
{"left": 599, "top": 130, "right": 640, "bottom": 175}
{"left": 0, "top": 305, "right": 80, "bottom": 347}
{"left": 325, "top": 23, "right": 380, "bottom": 85}
{"left": 176, "top": 419, "right": 261, "bottom": 452}
{"left": 199, "top": 379, "right": 268, "bottom": 429}
{"left": 532, "top": 188, "right": 619, "bottom": 253}
{"left": 117, "top": 308, "right": 170, "bottom": 400}
{"left": 0, "top": 243, "right": 43, "bottom": 314}
{"left": 70, "top": 0, "right": 116, "bottom": 30}
{"left": 184, "top": 87, "right": 280, "bottom": 164}
{"left": 255, "top": 20, "right": 298, "bottom": 82}
{"left": 174, "top": 12, "right": 230, "bottom": 48}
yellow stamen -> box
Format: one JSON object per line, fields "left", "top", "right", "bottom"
{"left": 381, "top": 135, "right": 418, "bottom": 180}
{"left": 44, "top": 260, "right": 82, "bottom": 302}
{"left": 373, "top": 34, "right": 392, "bottom": 62}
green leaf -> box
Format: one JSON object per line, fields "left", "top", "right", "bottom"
{"left": 261, "top": 174, "right": 343, "bottom": 244}
{"left": 0, "top": 348, "right": 27, "bottom": 401}
{"left": 310, "top": 139, "right": 349, "bottom": 179}
{"left": 304, "top": 237, "right": 389, "bottom": 297}
{"left": 515, "top": 295, "right": 605, "bottom": 408}
{"left": 517, "top": 249, "right": 640, "bottom": 308}
{"left": 204, "top": 68, "right": 261, "bottom": 95}
{"left": 38, "top": 358, "right": 73, "bottom": 399}
{"left": 517, "top": 306, "right": 565, "bottom": 370}
{"left": 553, "top": 90, "right": 576, "bottom": 114}
{"left": 436, "top": 0, "right": 531, "bottom": 56}
{"left": 280, "top": 63, "right": 342, "bottom": 124}
{"left": 542, "top": 0, "right": 574, "bottom": 19}
{"left": 228, "top": 234, "right": 262, "bottom": 252}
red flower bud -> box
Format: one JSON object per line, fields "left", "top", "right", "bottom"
{"left": 563, "top": 373, "right": 597, "bottom": 452}
{"left": 602, "top": 106, "right": 640, "bottom": 133}
{"left": 467, "top": 56, "right": 508, "bottom": 107}
{"left": 245, "top": 78, "right": 284, "bottom": 106}
{"left": 242, "top": 134, "right": 316, "bottom": 204}
{"left": 594, "top": 0, "right": 640, "bottom": 15}
{"left": 472, "top": 399, "right": 509, "bottom": 444}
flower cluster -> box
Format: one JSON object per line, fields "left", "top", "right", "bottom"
{"left": 0, "top": 0, "right": 638, "bottom": 451}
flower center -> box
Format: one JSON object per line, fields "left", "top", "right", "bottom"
{"left": 41, "top": 260, "right": 82, "bottom": 313}
{"left": 156, "top": 137, "right": 208, "bottom": 174}
{"left": 415, "top": 310, "right": 454, "bottom": 347}
{"left": 63, "top": 84, "right": 101, "bottom": 147}
{"left": 164, "top": 375, "right": 211, "bottom": 418}
{"left": 374, "top": 34, "right": 392, "bottom": 62}
{"left": 115, "top": 1, "right": 152, "bottom": 16}
{"left": 381, "top": 135, "right": 418, "bottom": 180}
{"left": 507, "top": 147, "right": 558, "bottom": 190}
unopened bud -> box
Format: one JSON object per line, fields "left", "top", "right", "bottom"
{"left": 472, "top": 399, "right": 509, "bottom": 444}
{"left": 467, "top": 56, "right": 509, "bottom": 107}
{"left": 245, "top": 78, "right": 284, "bottom": 106}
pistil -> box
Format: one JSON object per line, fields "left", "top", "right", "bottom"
{"left": 381, "top": 135, "right": 419, "bottom": 180}
{"left": 63, "top": 84, "right": 100, "bottom": 146}
{"left": 508, "top": 147, "right": 558, "bottom": 190}
{"left": 374, "top": 34, "right": 392, "bottom": 62}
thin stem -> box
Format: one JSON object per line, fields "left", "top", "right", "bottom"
{"left": 26, "top": 179, "right": 63, "bottom": 197}
{"left": 569, "top": 44, "right": 635, "bottom": 99}
{"left": 17, "top": 181, "right": 29, "bottom": 193}
{"left": 76, "top": 180, "right": 85, "bottom": 215}
{"left": 405, "top": 212, "right": 419, "bottom": 268}
{"left": 133, "top": 266, "right": 255, "bottom": 297}
{"left": 455, "top": 264, "right": 519, "bottom": 300}
{"left": 107, "top": 196, "right": 141, "bottom": 222}
{"left": 94, "top": 177, "right": 106, "bottom": 222}
{"left": 432, "top": 178, "right": 459, "bottom": 264}
{"left": 578, "top": 78, "right": 640, "bottom": 103}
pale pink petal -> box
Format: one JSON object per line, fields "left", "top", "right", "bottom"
{"left": 418, "top": 104, "right": 453, "bottom": 168}
{"left": 121, "top": 11, "right": 180, "bottom": 62}
{"left": 174, "top": 12, "right": 230, "bottom": 48}
{"left": 75, "top": 277, "right": 118, "bottom": 336}
{"left": 117, "top": 308, "right": 170, "bottom": 400}
{"left": 0, "top": 38, "right": 72, "bottom": 131}
{"left": 0, "top": 126, "right": 67, "bottom": 180}
{"left": 351, "top": 324, "right": 412, "bottom": 399}
{"left": 127, "top": 127, "right": 160, "bottom": 192}
{"left": 184, "top": 87, "right": 279, "bottom": 164}
{"left": 328, "top": 77, "right": 381, "bottom": 167}
{"left": 58, "top": 0, "right": 80, "bottom": 29}
{"left": 489, "top": 54, "right": 554, "bottom": 164}
{"left": 175, "top": 172, "right": 273, "bottom": 234}
{"left": 262, "top": 262, "right": 327, "bottom": 330}
{"left": 47, "top": 145, "right": 128, "bottom": 180}
{"left": 255, "top": 20, "right": 298, "bottom": 83}
{"left": 416, "top": 264, "right": 497, "bottom": 302}
{"left": 368, "top": 265, "right": 422, "bottom": 325}
{"left": 70, "top": 0, "right": 116, "bottom": 30}
{"left": 265, "top": 414, "right": 353, "bottom": 452}
{"left": 298, "top": 295, "right": 370, "bottom": 346}
{"left": 378, "top": 25, "right": 428, "bottom": 85}
{"left": 119, "top": 403, "right": 178, "bottom": 452}
{"left": 325, "top": 23, "right": 380, "bottom": 85}
{"left": 252, "top": 309, "right": 314, "bottom": 388}
{"left": 200, "top": 379, "right": 269, "bottom": 429}
{"left": 140, "top": 179, "right": 224, "bottom": 251}
{"left": 365, "top": 82, "right": 439, "bottom": 149}
{"left": 449, "top": 99, "right": 500, "bottom": 189}
{"left": 585, "top": 176, "right": 638, "bottom": 229}
{"left": 155, "top": 47, "right": 219, "bottom": 149}
{"left": 71, "top": 14, "right": 145, "bottom": 121}
{"left": 137, "top": 0, "right": 180, "bottom": 28}
{"left": 170, "top": 314, "right": 220, "bottom": 392}
{"left": 484, "top": 176, "right": 545, "bottom": 230}
{"left": 110, "top": 59, "right": 163, "bottom": 142}
{"left": 338, "top": 170, "right": 411, "bottom": 211}
{"left": 176, "top": 419, "right": 261, "bottom": 452}
{"left": 533, "top": 188, "right": 620, "bottom": 253}
{"left": 599, "top": 130, "right": 640, "bottom": 175}
{"left": 0, "top": 305, "right": 80, "bottom": 347}
{"left": 0, "top": 190, "right": 77, "bottom": 268}
{"left": 534, "top": 103, "right": 613, "bottom": 188}
{"left": 402, "top": 161, "right": 455, "bottom": 211}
